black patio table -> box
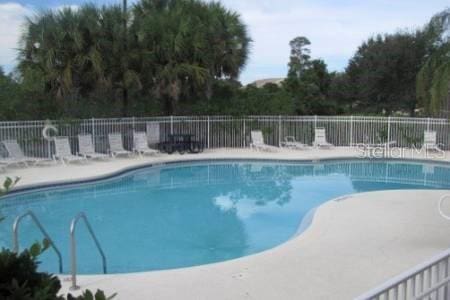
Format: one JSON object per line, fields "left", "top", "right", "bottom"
{"left": 159, "top": 134, "right": 203, "bottom": 154}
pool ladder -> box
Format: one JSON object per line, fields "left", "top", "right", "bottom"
{"left": 13, "top": 210, "right": 63, "bottom": 273}
{"left": 12, "top": 211, "right": 107, "bottom": 291}
{"left": 69, "top": 212, "right": 107, "bottom": 290}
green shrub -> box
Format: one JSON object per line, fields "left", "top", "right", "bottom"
{"left": 67, "top": 290, "right": 116, "bottom": 300}
{"left": 0, "top": 246, "right": 116, "bottom": 300}
{"left": 0, "top": 247, "right": 61, "bottom": 299}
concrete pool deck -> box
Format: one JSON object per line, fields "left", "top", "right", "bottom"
{"left": 2, "top": 147, "right": 450, "bottom": 299}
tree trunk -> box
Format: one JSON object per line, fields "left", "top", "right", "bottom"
{"left": 122, "top": 87, "right": 128, "bottom": 117}
{"left": 163, "top": 95, "right": 174, "bottom": 115}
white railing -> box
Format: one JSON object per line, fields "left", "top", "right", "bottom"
{"left": 0, "top": 116, "right": 448, "bottom": 158}
{"left": 356, "top": 248, "right": 450, "bottom": 300}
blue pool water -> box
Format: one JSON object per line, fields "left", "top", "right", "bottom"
{"left": 1, "top": 159, "right": 450, "bottom": 274}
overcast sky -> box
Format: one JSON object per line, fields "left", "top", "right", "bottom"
{"left": 0, "top": 0, "right": 448, "bottom": 83}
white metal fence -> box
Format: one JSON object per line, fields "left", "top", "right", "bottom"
{"left": 356, "top": 248, "right": 450, "bottom": 300}
{"left": 0, "top": 116, "right": 449, "bottom": 158}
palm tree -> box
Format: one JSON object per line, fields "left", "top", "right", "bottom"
{"left": 133, "top": 0, "right": 250, "bottom": 114}
{"left": 18, "top": 4, "right": 142, "bottom": 116}
{"left": 18, "top": 6, "right": 105, "bottom": 112}
{"left": 98, "top": 4, "right": 141, "bottom": 116}
{"left": 206, "top": 2, "right": 250, "bottom": 80}
{"left": 18, "top": 0, "right": 251, "bottom": 116}
{"left": 133, "top": 0, "right": 209, "bottom": 114}
{"left": 202, "top": 2, "right": 250, "bottom": 99}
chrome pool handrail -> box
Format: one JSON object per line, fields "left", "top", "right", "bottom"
{"left": 70, "top": 212, "right": 107, "bottom": 290}
{"left": 12, "top": 210, "right": 63, "bottom": 273}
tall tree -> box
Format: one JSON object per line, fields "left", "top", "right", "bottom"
{"left": 18, "top": 5, "right": 141, "bottom": 117}
{"left": 132, "top": 0, "right": 250, "bottom": 114}
{"left": 18, "top": 6, "right": 104, "bottom": 115}
{"left": 287, "top": 36, "right": 311, "bottom": 80}
{"left": 345, "top": 31, "right": 427, "bottom": 115}
{"left": 417, "top": 9, "right": 450, "bottom": 117}
{"left": 98, "top": 4, "right": 141, "bottom": 116}
{"left": 0, "top": 67, "right": 20, "bottom": 119}
{"left": 132, "top": 0, "right": 210, "bottom": 114}
{"left": 284, "top": 37, "right": 335, "bottom": 114}
{"left": 203, "top": 2, "right": 250, "bottom": 100}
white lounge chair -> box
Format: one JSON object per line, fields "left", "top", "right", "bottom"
{"left": 53, "top": 137, "right": 88, "bottom": 164}
{"left": 146, "top": 122, "right": 160, "bottom": 147}
{"left": 422, "top": 131, "right": 442, "bottom": 152}
{"left": 0, "top": 153, "right": 27, "bottom": 167}
{"left": 2, "top": 139, "right": 50, "bottom": 166}
{"left": 133, "top": 132, "right": 158, "bottom": 156}
{"left": 78, "top": 134, "right": 109, "bottom": 160}
{"left": 0, "top": 157, "right": 20, "bottom": 169}
{"left": 281, "top": 136, "right": 308, "bottom": 149}
{"left": 250, "top": 131, "right": 278, "bottom": 152}
{"left": 313, "top": 128, "right": 333, "bottom": 149}
{"left": 108, "top": 133, "right": 133, "bottom": 157}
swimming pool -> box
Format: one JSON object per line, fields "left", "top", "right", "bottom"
{"left": 1, "top": 159, "right": 450, "bottom": 274}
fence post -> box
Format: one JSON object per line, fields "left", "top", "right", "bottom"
{"left": 387, "top": 116, "right": 391, "bottom": 150}
{"left": 314, "top": 115, "right": 318, "bottom": 145}
{"left": 170, "top": 116, "right": 174, "bottom": 135}
{"left": 427, "top": 117, "right": 431, "bottom": 131}
{"left": 278, "top": 115, "right": 282, "bottom": 147}
{"left": 207, "top": 116, "right": 210, "bottom": 149}
{"left": 131, "top": 117, "right": 136, "bottom": 150}
{"left": 47, "top": 140, "right": 52, "bottom": 160}
{"left": 350, "top": 116, "right": 354, "bottom": 147}
{"left": 91, "top": 118, "right": 95, "bottom": 149}
{"left": 243, "top": 118, "right": 246, "bottom": 147}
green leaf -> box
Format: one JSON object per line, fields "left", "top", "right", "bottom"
{"left": 42, "top": 238, "right": 51, "bottom": 251}
{"left": 0, "top": 176, "right": 20, "bottom": 196}
{"left": 94, "top": 290, "right": 106, "bottom": 300}
{"left": 83, "top": 289, "right": 94, "bottom": 300}
{"left": 3, "top": 177, "right": 12, "bottom": 190}
{"left": 29, "top": 242, "right": 42, "bottom": 258}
